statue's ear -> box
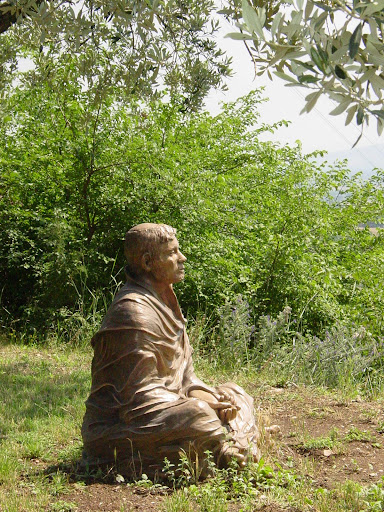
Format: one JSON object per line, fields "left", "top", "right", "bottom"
{"left": 141, "top": 252, "right": 152, "bottom": 272}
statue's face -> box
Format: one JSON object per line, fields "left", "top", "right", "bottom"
{"left": 151, "top": 237, "right": 187, "bottom": 285}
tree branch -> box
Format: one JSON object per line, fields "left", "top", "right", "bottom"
{"left": 0, "top": 2, "right": 19, "bottom": 34}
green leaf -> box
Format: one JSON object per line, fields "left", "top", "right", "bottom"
{"left": 356, "top": 106, "right": 364, "bottom": 125}
{"left": 298, "top": 74, "right": 320, "bottom": 83}
{"left": 329, "top": 99, "right": 351, "bottom": 116}
{"left": 242, "top": 0, "right": 264, "bottom": 38}
{"left": 301, "top": 90, "right": 321, "bottom": 113}
{"left": 313, "top": 1, "right": 333, "bottom": 11}
{"left": 304, "top": 0, "right": 314, "bottom": 19}
{"left": 313, "top": 11, "right": 328, "bottom": 29}
{"left": 310, "top": 48, "right": 325, "bottom": 72}
{"left": 334, "top": 65, "right": 347, "bottom": 79}
{"left": 370, "top": 109, "right": 384, "bottom": 120}
{"left": 363, "top": 0, "right": 384, "bottom": 17}
{"left": 345, "top": 105, "right": 357, "bottom": 126}
{"left": 271, "top": 12, "right": 283, "bottom": 37}
{"left": 224, "top": 32, "right": 254, "bottom": 40}
{"left": 274, "top": 71, "right": 299, "bottom": 83}
{"left": 352, "top": 131, "right": 363, "bottom": 147}
{"left": 349, "top": 24, "right": 362, "bottom": 59}
{"left": 377, "top": 118, "right": 384, "bottom": 136}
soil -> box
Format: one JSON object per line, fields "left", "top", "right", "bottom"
{"left": 258, "top": 385, "right": 384, "bottom": 488}
{"left": 52, "top": 386, "right": 384, "bottom": 511}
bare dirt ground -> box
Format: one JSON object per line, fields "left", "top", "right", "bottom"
{"left": 259, "top": 385, "right": 384, "bottom": 488}
{"left": 59, "top": 385, "right": 384, "bottom": 511}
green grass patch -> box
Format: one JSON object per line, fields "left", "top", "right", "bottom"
{"left": 0, "top": 340, "right": 91, "bottom": 510}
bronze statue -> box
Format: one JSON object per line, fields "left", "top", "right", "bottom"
{"left": 81, "top": 223, "right": 259, "bottom": 478}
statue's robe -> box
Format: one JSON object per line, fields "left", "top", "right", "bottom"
{"left": 81, "top": 276, "right": 259, "bottom": 477}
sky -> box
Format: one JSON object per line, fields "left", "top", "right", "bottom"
{"left": 205, "top": 19, "right": 384, "bottom": 172}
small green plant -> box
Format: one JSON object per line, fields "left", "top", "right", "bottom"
{"left": 163, "top": 450, "right": 204, "bottom": 488}
{"left": 344, "top": 426, "right": 374, "bottom": 443}
{"left": 49, "top": 500, "right": 77, "bottom": 512}
{"left": 163, "top": 490, "right": 195, "bottom": 512}
{"left": 359, "top": 477, "right": 384, "bottom": 510}
{"left": 301, "top": 428, "right": 342, "bottom": 452}
{"left": 127, "top": 472, "right": 169, "bottom": 495}
{"left": 45, "top": 471, "right": 71, "bottom": 496}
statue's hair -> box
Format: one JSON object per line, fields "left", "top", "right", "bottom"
{"left": 124, "top": 223, "right": 177, "bottom": 276}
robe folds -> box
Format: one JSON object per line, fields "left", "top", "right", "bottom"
{"left": 81, "top": 276, "right": 259, "bottom": 477}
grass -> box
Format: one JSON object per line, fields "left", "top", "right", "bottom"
{"left": 0, "top": 338, "right": 91, "bottom": 511}
{"left": 299, "top": 427, "right": 343, "bottom": 452}
{"left": 344, "top": 426, "right": 375, "bottom": 443}
{"left": 2, "top": 333, "right": 384, "bottom": 512}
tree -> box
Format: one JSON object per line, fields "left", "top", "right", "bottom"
{"left": 2, "top": 0, "right": 384, "bottom": 127}
{"left": 223, "top": 0, "right": 384, "bottom": 135}
{"left": 0, "top": 0, "right": 231, "bottom": 111}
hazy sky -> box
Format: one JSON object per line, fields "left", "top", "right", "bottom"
{"left": 205, "top": 19, "right": 384, "bottom": 158}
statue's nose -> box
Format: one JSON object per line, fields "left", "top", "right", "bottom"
{"left": 179, "top": 252, "right": 187, "bottom": 262}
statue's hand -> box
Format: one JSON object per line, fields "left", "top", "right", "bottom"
{"left": 188, "top": 389, "right": 239, "bottom": 423}
{"left": 215, "top": 390, "right": 239, "bottom": 423}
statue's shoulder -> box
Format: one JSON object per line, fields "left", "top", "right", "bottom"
{"left": 97, "top": 282, "right": 162, "bottom": 333}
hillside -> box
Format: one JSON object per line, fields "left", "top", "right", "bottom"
{"left": 325, "top": 143, "right": 384, "bottom": 178}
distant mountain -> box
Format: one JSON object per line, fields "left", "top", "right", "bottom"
{"left": 323, "top": 143, "right": 384, "bottom": 178}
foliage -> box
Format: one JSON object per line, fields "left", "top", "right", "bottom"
{"left": 0, "top": 0, "right": 231, "bottom": 111}
{"left": 2, "top": 63, "right": 384, "bottom": 335}
{"left": 162, "top": 451, "right": 310, "bottom": 512}
{"left": 300, "top": 427, "right": 342, "bottom": 451}
{"left": 344, "top": 426, "right": 374, "bottom": 443}
{"left": 200, "top": 295, "right": 384, "bottom": 396}
{"left": 359, "top": 477, "right": 384, "bottom": 511}
{"left": 163, "top": 452, "right": 286, "bottom": 511}
{"left": 224, "top": 0, "right": 384, "bottom": 133}
{"left": 2, "top": 0, "right": 384, "bottom": 128}
{"left": 254, "top": 306, "right": 294, "bottom": 357}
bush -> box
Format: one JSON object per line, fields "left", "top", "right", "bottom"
{"left": 2, "top": 75, "right": 384, "bottom": 337}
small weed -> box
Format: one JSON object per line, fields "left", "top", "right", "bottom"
{"left": 349, "top": 459, "right": 362, "bottom": 473}
{"left": 307, "top": 406, "right": 334, "bottom": 419}
{"left": 49, "top": 500, "right": 77, "bottom": 512}
{"left": 127, "top": 473, "right": 170, "bottom": 494}
{"left": 360, "top": 477, "right": 384, "bottom": 509}
{"left": 359, "top": 409, "right": 376, "bottom": 424}
{"left": 344, "top": 426, "right": 374, "bottom": 443}
{"left": 300, "top": 428, "right": 343, "bottom": 452}
{"left": 45, "top": 471, "right": 71, "bottom": 496}
{"left": 163, "top": 450, "right": 204, "bottom": 488}
{"left": 163, "top": 490, "right": 195, "bottom": 512}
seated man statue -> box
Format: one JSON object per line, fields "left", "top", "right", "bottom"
{"left": 81, "top": 223, "right": 260, "bottom": 478}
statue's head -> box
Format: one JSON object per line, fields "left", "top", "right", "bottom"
{"left": 124, "top": 223, "right": 186, "bottom": 284}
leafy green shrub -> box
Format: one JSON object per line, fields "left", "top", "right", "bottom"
{"left": 2, "top": 68, "right": 384, "bottom": 338}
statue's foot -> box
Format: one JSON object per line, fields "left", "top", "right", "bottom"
{"left": 265, "top": 424, "right": 281, "bottom": 436}
{"left": 218, "top": 443, "right": 247, "bottom": 468}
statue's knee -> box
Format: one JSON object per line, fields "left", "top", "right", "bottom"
{"left": 190, "top": 399, "right": 217, "bottom": 418}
